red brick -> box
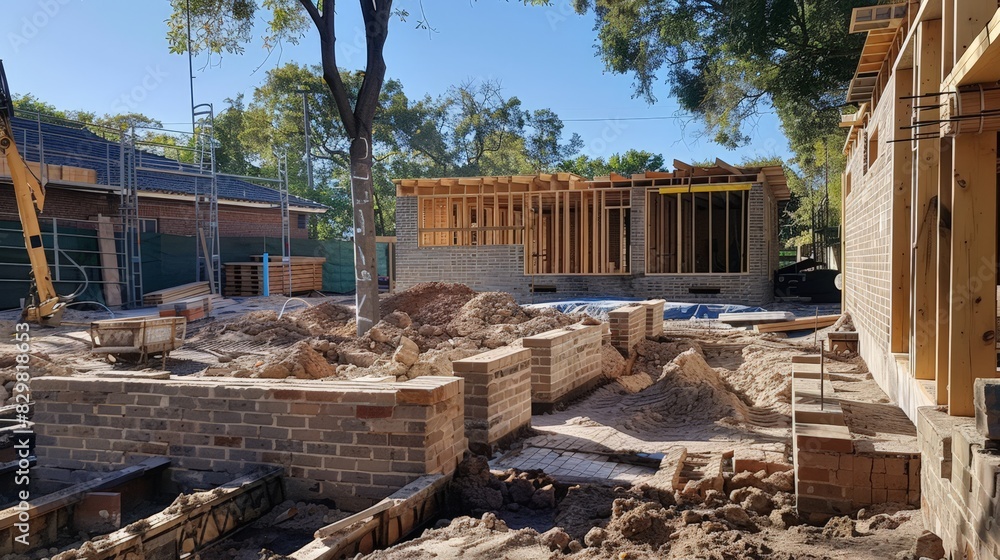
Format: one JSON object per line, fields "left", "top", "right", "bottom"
{"left": 357, "top": 405, "right": 394, "bottom": 419}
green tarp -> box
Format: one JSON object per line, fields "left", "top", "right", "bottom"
{"left": 0, "top": 223, "right": 391, "bottom": 310}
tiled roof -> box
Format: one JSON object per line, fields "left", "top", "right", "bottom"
{"left": 9, "top": 116, "right": 326, "bottom": 210}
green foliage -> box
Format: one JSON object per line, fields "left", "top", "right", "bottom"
{"left": 558, "top": 149, "right": 666, "bottom": 178}
{"left": 213, "top": 64, "right": 584, "bottom": 239}
{"left": 556, "top": 0, "right": 866, "bottom": 155}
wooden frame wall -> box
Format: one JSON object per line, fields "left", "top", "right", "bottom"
{"left": 645, "top": 185, "right": 751, "bottom": 275}
{"left": 417, "top": 193, "right": 526, "bottom": 247}
{"left": 525, "top": 189, "right": 631, "bottom": 275}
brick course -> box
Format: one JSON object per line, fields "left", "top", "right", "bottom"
{"left": 453, "top": 346, "right": 533, "bottom": 455}
{"left": 31, "top": 376, "right": 466, "bottom": 512}
{"left": 523, "top": 324, "right": 604, "bottom": 406}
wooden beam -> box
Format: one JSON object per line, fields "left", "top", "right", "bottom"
{"left": 948, "top": 132, "right": 998, "bottom": 417}
{"left": 95, "top": 215, "right": 122, "bottom": 308}
{"left": 936, "top": 136, "right": 953, "bottom": 405}
{"left": 912, "top": 19, "right": 941, "bottom": 381}
{"left": 890, "top": 68, "right": 913, "bottom": 354}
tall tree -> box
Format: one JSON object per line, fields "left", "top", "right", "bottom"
{"left": 168, "top": 0, "right": 405, "bottom": 335}
{"left": 558, "top": 149, "right": 666, "bottom": 178}
{"left": 556, "top": 0, "right": 865, "bottom": 153}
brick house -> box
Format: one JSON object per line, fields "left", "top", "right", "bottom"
{"left": 0, "top": 115, "right": 327, "bottom": 309}
{"left": 393, "top": 160, "right": 789, "bottom": 305}
{"left": 0, "top": 115, "right": 326, "bottom": 237}
{"left": 840, "top": 3, "right": 1000, "bottom": 558}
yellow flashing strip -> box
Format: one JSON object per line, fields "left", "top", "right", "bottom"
{"left": 658, "top": 183, "right": 754, "bottom": 195}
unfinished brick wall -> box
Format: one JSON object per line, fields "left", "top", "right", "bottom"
{"left": 639, "top": 299, "right": 666, "bottom": 338}
{"left": 918, "top": 404, "right": 1000, "bottom": 560}
{"left": 395, "top": 187, "right": 776, "bottom": 306}
{"left": 523, "top": 324, "right": 603, "bottom": 408}
{"left": 609, "top": 305, "right": 647, "bottom": 354}
{"left": 842, "top": 76, "right": 916, "bottom": 418}
{"left": 453, "top": 347, "right": 532, "bottom": 455}
{"left": 791, "top": 358, "right": 920, "bottom": 521}
{"left": 31, "top": 376, "right": 465, "bottom": 512}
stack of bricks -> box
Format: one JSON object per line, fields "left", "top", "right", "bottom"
{"left": 453, "top": 346, "right": 532, "bottom": 455}
{"left": 523, "top": 323, "right": 603, "bottom": 409}
{"left": 30, "top": 375, "right": 466, "bottom": 512}
{"left": 791, "top": 355, "right": 920, "bottom": 522}
{"left": 608, "top": 304, "right": 647, "bottom": 355}
{"left": 639, "top": 299, "right": 666, "bottom": 338}
{"left": 913, "top": 381, "right": 1000, "bottom": 560}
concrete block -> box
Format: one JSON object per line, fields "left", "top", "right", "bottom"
{"left": 975, "top": 379, "right": 1000, "bottom": 440}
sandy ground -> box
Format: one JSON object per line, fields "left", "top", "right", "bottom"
{"left": 0, "top": 285, "right": 932, "bottom": 559}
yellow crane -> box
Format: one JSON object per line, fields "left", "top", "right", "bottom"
{"left": 0, "top": 60, "right": 72, "bottom": 325}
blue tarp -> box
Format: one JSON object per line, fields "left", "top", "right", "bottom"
{"left": 526, "top": 298, "right": 765, "bottom": 321}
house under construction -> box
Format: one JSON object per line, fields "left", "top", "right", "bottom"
{"left": 841, "top": 1, "right": 1000, "bottom": 558}
{"left": 393, "top": 160, "right": 790, "bottom": 305}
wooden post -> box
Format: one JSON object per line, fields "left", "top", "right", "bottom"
{"left": 941, "top": 0, "right": 955, "bottom": 78}
{"left": 953, "top": 0, "right": 995, "bottom": 66}
{"left": 948, "top": 132, "right": 998, "bottom": 417}
{"left": 95, "top": 215, "right": 122, "bottom": 308}
{"left": 198, "top": 228, "right": 217, "bottom": 295}
{"left": 912, "top": 20, "right": 941, "bottom": 381}
{"left": 936, "top": 137, "right": 953, "bottom": 405}
{"left": 891, "top": 68, "right": 913, "bottom": 354}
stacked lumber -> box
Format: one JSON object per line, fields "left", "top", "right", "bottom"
{"left": 158, "top": 294, "right": 239, "bottom": 321}
{"left": 142, "top": 282, "right": 211, "bottom": 306}
{"left": 223, "top": 257, "right": 325, "bottom": 297}
{"left": 753, "top": 314, "right": 840, "bottom": 333}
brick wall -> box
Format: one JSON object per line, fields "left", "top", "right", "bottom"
{"left": 918, "top": 406, "right": 1000, "bottom": 560}
{"left": 640, "top": 299, "right": 666, "bottom": 338}
{"left": 0, "top": 184, "right": 310, "bottom": 239}
{"left": 609, "top": 305, "right": 647, "bottom": 354}
{"left": 395, "top": 185, "right": 776, "bottom": 306}
{"left": 31, "top": 376, "right": 466, "bottom": 512}
{"left": 523, "top": 323, "right": 604, "bottom": 406}
{"left": 791, "top": 357, "right": 920, "bottom": 522}
{"left": 842, "top": 77, "right": 900, "bottom": 415}
{"left": 452, "top": 347, "right": 533, "bottom": 455}
{"left": 140, "top": 198, "right": 310, "bottom": 239}
{"left": 0, "top": 185, "right": 117, "bottom": 225}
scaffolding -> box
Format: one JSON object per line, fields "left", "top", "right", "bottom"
{"left": 0, "top": 108, "right": 295, "bottom": 310}
{"left": 120, "top": 128, "right": 143, "bottom": 305}
{"left": 192, "top": 103, "right": 221, "bottom": 293}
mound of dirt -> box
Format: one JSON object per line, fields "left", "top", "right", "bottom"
{"left": 381, "top": 282, "right": 477, "bottom": 326}
{"left": 295, "top": 301, "right": 356, "bottom": 336}
{"left": 638, "top": 348, "right": 751, "bottom": 424}
{"left": 720, "top": 343, "right": 796, "bottom": 413}
{"left": 200, "top": 310, "right": 312, "bottom": 345}
{"left": 251, "top": 341, "right": 338, "bottom": 379}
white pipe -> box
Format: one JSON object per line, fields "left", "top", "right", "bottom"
{"left": 277, "top": 297, "right": 313, "bottom": 320}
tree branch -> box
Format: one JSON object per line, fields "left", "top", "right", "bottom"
{"left": 302, "top": 0, "right": 358, "bottom": 137}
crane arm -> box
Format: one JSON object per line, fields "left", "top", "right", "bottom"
{"left": 0, "top": 60, "right": 67, "bottom": 325}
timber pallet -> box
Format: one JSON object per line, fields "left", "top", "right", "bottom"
{"left": 142, "top": 281, "right": 211, "bottom": 306}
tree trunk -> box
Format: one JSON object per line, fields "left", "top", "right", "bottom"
{"left": 350, "top": 134, "right": 381, "bottom": 336}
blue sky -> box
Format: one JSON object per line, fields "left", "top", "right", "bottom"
{"left": 2, "top": 0, "right": 793, "bottom": 168}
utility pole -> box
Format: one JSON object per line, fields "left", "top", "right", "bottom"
{"left": 187, "top": 0, "right": 196, "bottom": 135}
